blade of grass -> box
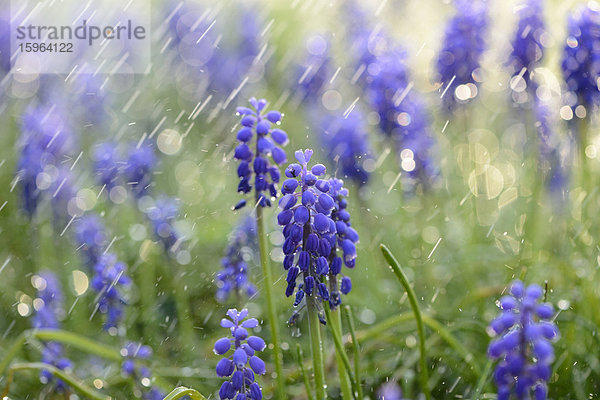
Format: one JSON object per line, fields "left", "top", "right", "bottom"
{"left": 2, "top": 362, "right": 111, "bottom": 400}
{"left": 296, "top": 344, "right": 315, "bottom": 400}
{"left": 161, "top": 386, "right": 208, "bottom": 400}
{"left": 380, "top": 244, "right": 431, "bottom": 400}
{"left": 329, "top": 308, "right": 353, "bottom": 400}
{"left": 470, "top": 358, "right": 493, "bottom": 400}
{"left": 256, "top": 206, "right": 285, "bottom": 399}
{"left": 0, "top": 329, "right": 121, "bottom": 376}
{"left": 343, "top": 305, "right": 363, "bottom": 400}
{"left": 323, "top": 306, "right": 357, "bottom": 399}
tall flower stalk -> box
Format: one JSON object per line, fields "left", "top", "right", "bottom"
{"left": 488, "top": 280, "right": 559, "bottom": 400}
{"left": 233, "top": 97, "right": 288, "bottom": 399}
{"left": 277, "top": 149, "right": 342, "bottom": 399}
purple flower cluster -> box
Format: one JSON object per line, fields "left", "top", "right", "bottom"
{"left": 92, "top": 143, "right": 185, "bottom": 254}
{"left": 121, "top": 342, "right": 165, "bottom": 400}
{"left": 216, "top": 217, "right": 258, "bottom": 302}
{"left": 32, "top": 272, "right": 72, "bottom": 391}
{"left": 317, "top": 110, "right": 371, "bottom": 187}
{"left": 124, "top": 144, "right": 157, "bottom": 199}
{"left": 363, "top": 48, "right": 438, "bottom": 186}
{"left": 295, "top": 34, "right": 332, "bottom": 102}
{"left": 534, "top": 102, "right": 566, "bottom": 195}
{"left": 93, "top": 142, "right": 121, "bottom": 192}
{"left": 488, "top": 280, "right": 559, "bottom": 400}
{"left": 91, "top": 253, "right": 132, "bottom": 330}
{"left": 234, "top": 98, "right": 288, "bottom": 208}
{"left": 436, "top": 1, "right": 488, "bottom": 108}
{"left": 215, "top": 308, "right": 266, "bottom": 400}
{"left": 277, "top": 150, "right": 357, "bottom": 312}
{"left": 377, "top": 381, "right": 403, "bottom": 400}
{"left": 562, "top": 4, "right": 600, "bottom": 109}
{"left": 74, "top": 215, "right": 131, "bottom": 330}
{"left": 16, "top": 105, "right": 73, "bottom": 217}
{"left": 507, "top": 0, "right": 545, "bottom": 86}
{"left": 146, "top": 196, "right": 182, "bottom": 252}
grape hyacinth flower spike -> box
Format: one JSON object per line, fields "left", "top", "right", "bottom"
{"left": 278, "top": 149, "right": 339, "bottom": 316}
{"left": 326, "top": 178, "right": 359, "bottom": 309}
{"left": 121, "top": 342, "right": 165, "bottom": 400}
{"left": 214, "top": 308, "right": 266, "bottom": 400}
{"left": 31, "top": 272, "right": 72, "bottom": 391}
{"left": 233, "top": 97, "right": 288, "bottom": 209}
{"left": 216, "top": 216, "right": 258, "bottom": 302}
{"left": 436, "top": 0, "right": 488, "bottom": 109}
{"left": 562, "top": 4, "right": 600, "bottom": 110}
{"left": 488, "top": 280, "right": 559, "bottom": 400}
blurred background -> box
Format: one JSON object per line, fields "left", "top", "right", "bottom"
{"left": 0, "top": 0, "right": 599, "bottom": 398}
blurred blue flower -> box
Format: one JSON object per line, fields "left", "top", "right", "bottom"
{"left": 0, "top": 11, "right": 10, "bottom": 73}
{"left": 364, "top": 48, "right": 439, "bottom": 187}
{"left": 93, "top": 142, "right": 121, "bottom": 192}
{"left": 436, "top": 0, "right": 488, "bottom": 109}
{"left": 234, "top": 97, "right": 288, "bottom": 208}
{"left": 91, "top": 253, "right": 131, "bottom": 330}
{"left": 295, "top": 34, "right": 332, "bottom": 102}
{"left": 125, "top": 144, "right": 156, "bottom": 199}
{"left": 215, "top": 308, "right": 266, "bottom": 399}
{"left": 562, "top": 4, "right": 600, "bottom": 110}
{"left": 121, "top": 342, "right": 165, "bottom": 399}
{"left": 16, "top": 105, "right": 73, "bottom": 217}
{"left": 377, "top": 381, "right": 403, "bottom": 400}
{"left": 145, "top": 196, "right": 182, "bottom": 253}
{"left": 507, "top": 0, "right": 546, "bottom": 87}
{"left": 317, "top": 109, "right": 371, "bottom": 187}
{"left": 74, "top": 214, "right": 107, "bottom": 269}
{"left": 488, "top": 280, "right": 559, "bottom": 400}
{"left": 534, "top": 102, "right": 567, "bottom": 196}
{"left": 32, "top": 272, "right": 72, "bottom": 391}
{"left": 217, "top": 216, "right": 258, "bottom": 302}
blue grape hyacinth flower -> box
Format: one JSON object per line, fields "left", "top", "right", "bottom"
{"left": 124, "top": 143, "right": 157, "bottom": 199}
{"left": 16, "top": 104, "right": 73, "bottom": 217}
{"left": 234, "top": 97, "right": 288, "bottom": 209}
{"left": 93, "top": 142, "right": 121, "bottom": 192}
{"left": 121, "top": 342, "right": 165, "bottom": 400}
{"left": 91, "top": 253, "right": 132, "bottom": 330}
{"left": 215, "top": 308, "right": 266, "bottom": 400}
{"left": 145, "top": 196, "right": 182, "bottom": 253}
{"left": 326, "top": 178, "right": 359, "bottom": 309}
{"left": 562, "top": 4, "right": 600, "bottom": 111}
{"left": 488, "top": 280, "right": 559, "bottom": 400}
{"left": 436, "top": 0, "right": 488, "bottom": 109}
{"left": 318, "top": 110, "right": 371, "bottom": 187}
{"left": 216, "top": 216, "right": 258, "bottom": 302}
{"left": 507, "top": 0, "right": 546, "bottom": 87}
{"left": 74, "top": 214, "right": 108, "bottom": 269}
{"left": 277, "top": 149, "right": 353, "bottom": 313}
{"left": 32, "top": 272, "right": 72, "bottom": 391}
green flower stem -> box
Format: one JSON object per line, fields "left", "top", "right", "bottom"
{"left": 328, "top": 308, "right": 353, "bottom": 400}
{"left": 255, "top": 206, "right": 285, "bottom": 400}
{"left": 471, "top": 358, "right": 493, "bottom": 400}
{"left": 306, "top": 293, "right": 327, "bottom": 399}
{"left": 343, "top": 306, "right": 363, "bottom": 400}
{"left": 162, "top": 386, "right": 208, "bottom": 400}
{"left": 165, "top": 255, "right": 195, "bottom": 350}
{"left": 296, "top": 344, "right": 315, "bottom": 400}
{"left": 380, "top": 244, "right": 431, "bottom": 400}
{"left": 2, "top": 362, "right": 111, "bottom": 400}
